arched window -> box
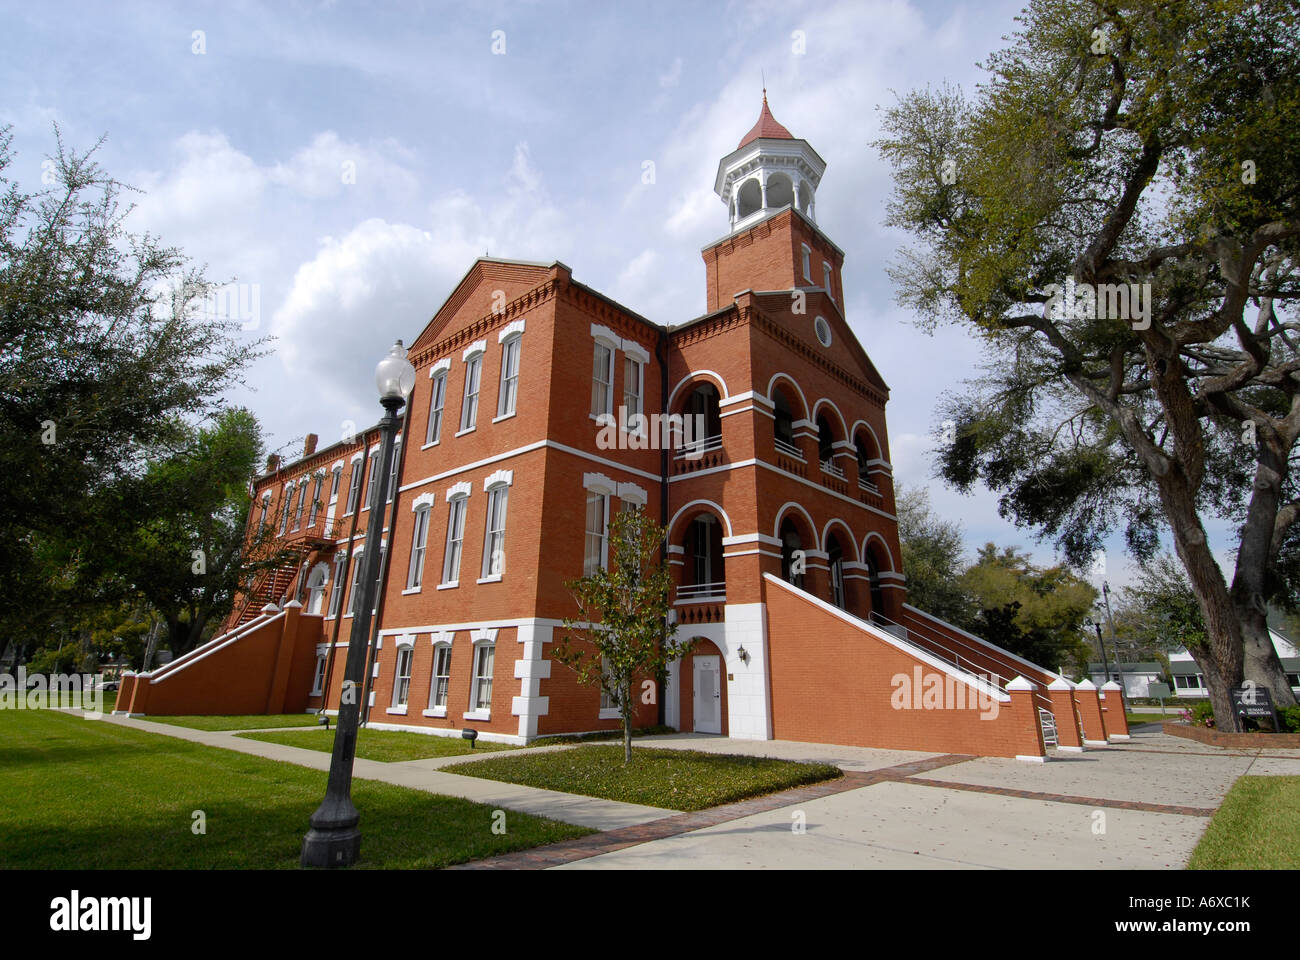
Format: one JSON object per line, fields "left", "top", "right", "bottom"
{"left": 817, "top": 415, "right": 834, "bottom": 465}
{"left": 773, "top": 388, "right": 796, "bottom": 451}
{"left": 779, "top": 517, "right": 804, "bottom": 589}
{"left": 736, "top": 178, "right": 762, "bottom": 219}
{"left": 683, "top": 383, "right": 722, "bottom": 449}
{"left": 306, "top": 563, "right": 329, "bottom": 615}
{"left": 826, "top": 535, "right": 846, "bottom": 610}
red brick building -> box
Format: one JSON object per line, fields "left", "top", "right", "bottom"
{"left": 115, "top": 97, "right": 1129, "bottom": 759}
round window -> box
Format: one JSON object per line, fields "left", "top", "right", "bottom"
{"left": 814, "top": 316, "right": 832, "bottom": 347}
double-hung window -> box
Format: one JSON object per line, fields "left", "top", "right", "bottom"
{"left": 429, "top": 644, "right": 451, "bottom": 710}
{"left": 345, "top": 459, "right": 363, "bottom": 516}
{"left": 292, "top": 481, "right": 307, "bottom": 531}
{"left": 472, "top": 642, "right": 494, "bottom": 712}
{"left": 347, "top": 550, "right": 366, "bottom": 616}
{"left": 392, "top": 646, "right": 413, "bottom": 708}
{"left": 278, "top": 487, "right": 293, "bottom": 535}
{"left": 460, "top": 354, "right": 482, "bottom": 432}
{"left": 442, "top": 495, "right": 467, "bottom": 585}
{"left": 328, "top": 554, "right": 346, "bottom": 617}
{"left": 497, "top": 335, "right": 520, "bottom": 418}
{"left": 308, "top": 474, "right": 323, "bottom": 526}
{"left": 591, "top": 342, "right": 613, "bottom": 418}
{"left": 426, "top": 370, "right": 447, "bottom": 444}
{"left": 364, "top": 451, "right": 381, "bottom": 510}
{"left": 823, "top": 261, "right": 834, "bottom": 301}
{"left": 584, "top": 491, "right": 608, "bottom": 575}
{"left": 386, "top": 439, "right": 400, "bottom": 504}
{"left": 311, "top": 655, "right": 327, "bottom": 697}
{"left": 481, "top": 485, "right": 508, "bottom": 579}
{"left": 407, "top": 505, "right": 430, "bottom": 590}
{"left": 258, "top": 495, "right": 270, "bottom": 533}
{"left": 623, "top": 356, "right": 643, "bottom": 425}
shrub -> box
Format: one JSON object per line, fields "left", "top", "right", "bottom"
{"left": 1188, "top": 700, "right": 1215, "bottom": 728}
{"left": 1280, "top": 704, "right": 1300, "bottom": 734}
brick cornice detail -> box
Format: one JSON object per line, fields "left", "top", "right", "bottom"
{"left": 410, "top": 280, "right": 559, "bottom": 369}
{"left": 752, "top": 310, "right": 886, "bottom": 408}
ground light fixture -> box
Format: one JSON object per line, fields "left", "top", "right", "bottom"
{"left": 301, "top": 340, "right": 415, "bottom": 869}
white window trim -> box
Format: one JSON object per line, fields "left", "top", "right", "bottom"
{"left": 801, "top": 244, "right": 812, "bottom": 282}
{"left": 497, "top": 318, "right": 526, "bottom": 342}
{"left": 429, "top": 357, "right": 451, "bottom": 377}
{"left": 425, "top": 635, "right": 453, "bottom": 716}
{"left": 483, "top": 469, "right": 514, "bottom": 491}
{"left": 480, "top": 482, "right": 510, "bottom": 579}
{"left": 617, "top": 481, "right": 648, "bottom": 506}
{"left": 310, "top": 654, "right": 327, "bottom": 697}
{"left": 621, "top": 338, "right": 649, "bottom": 364}
{"left": 446, "top": 481, "right": 473, "bottom": 501}
{"left": 462, "top": 340, "right": 487, "bottom": 362}
{"left": 425, "top": 365, "right": 448, "bottom": 448}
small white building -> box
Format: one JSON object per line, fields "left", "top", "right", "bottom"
{"left": 1168, "top": 628, "right": 1300, "bottom": 698}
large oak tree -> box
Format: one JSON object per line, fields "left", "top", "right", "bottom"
{"left": 876, "top": 0, "right": 1300, "bottom": 727}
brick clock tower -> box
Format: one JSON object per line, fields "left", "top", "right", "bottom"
{"left": 659, "top": 92, "right": 905, "bottom": 739}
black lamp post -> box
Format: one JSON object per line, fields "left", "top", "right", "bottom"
{"left": 301, "top": 339, "right": 414, "bottom": 869}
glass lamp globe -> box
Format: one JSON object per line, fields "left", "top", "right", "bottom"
{"left": 375, "top": 340, "right": 417, "bottom": 401}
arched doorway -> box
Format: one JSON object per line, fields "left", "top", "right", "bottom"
{"left": 306, "top": 562, "right": 329, "bottom": 615}
{"left": 679, "top": 638, "right": 727, "bottom": 735}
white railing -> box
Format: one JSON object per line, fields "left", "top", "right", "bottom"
{"left": 677, "top": 581, "right": 726, "bottom": 602}
{"left": 674, "top": 434, "right": 723, "bottom": 460}
{"left": 774, "top": 437, "right": 803, "bottom": 460}
{"left": 858, "top": 476, "right": 880, "bottom": 494}
{"left": 820, "top": 458, "right": 845, "bottom": 479}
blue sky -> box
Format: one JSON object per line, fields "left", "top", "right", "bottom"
{"left": 1, "top": 0, "right": 1239, "bottom": 588}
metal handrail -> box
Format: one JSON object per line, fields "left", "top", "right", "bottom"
{"left": 869, "top": 609, "right": 1015, "bottom": 690}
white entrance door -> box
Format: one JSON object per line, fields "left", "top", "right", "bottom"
{"left": 693, "top": 655, "right": 721, "bottom": 734}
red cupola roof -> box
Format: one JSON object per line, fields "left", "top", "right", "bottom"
{"left": 737, "top": 92, "right": 794, "bottom": 149}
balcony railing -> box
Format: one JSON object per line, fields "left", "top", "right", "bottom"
{"left": 858, "top": 476, "right": 880, "bottom": 494}
{"left": 676, "top": 581, "right": 726, "bottom": 602}
{"left": 774, "top": 436, "right": 803, "bottom": 460}
{"left": 820, "top": 458, "right": 845, "bottom": 479}
{"left": 674, "top": 434, "right": 723, "bottom": 461}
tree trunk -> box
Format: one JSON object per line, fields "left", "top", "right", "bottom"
{"left": 1230, "top": 429, "right": 1298, "bottom": 706}
{"left": 1240, "top": 609, "right": 1297, "bottom": 709}
{"left": 1159, "top": 477, "right": 1245, "bottom": 730}
{"left": 622, "top": 681, "right": 633, "bottom": 764}
{"left": 1196, "top": 649, "right": 1238, "bottom": 732}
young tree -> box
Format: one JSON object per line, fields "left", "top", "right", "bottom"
{"left": 553, "top": 508, "right": 695, "bottom": 764}
{"left": 875, "top": 0, "right": 1300, "bottom": 726}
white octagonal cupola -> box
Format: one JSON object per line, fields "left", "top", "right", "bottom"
{"left": 714, "top": 92, "right": 826, "bottom": 233}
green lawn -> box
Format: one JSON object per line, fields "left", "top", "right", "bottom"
{"left": 446, "top": 744, "right": 843, "bottom": 811}
{"left": 144, "top": 713, "right": 324, "bottom": 731}
{"left": 1188, "top": 776, "right": 1300, "bottom": 869}
{"left": 1126, "top": 712, "right": 1171, "bottom": 726}
{"left": 0, "top": 709, "right": 590, "bottom": 869}
{"left": 237, "top": 727, "right": 517, "bottom": 762}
